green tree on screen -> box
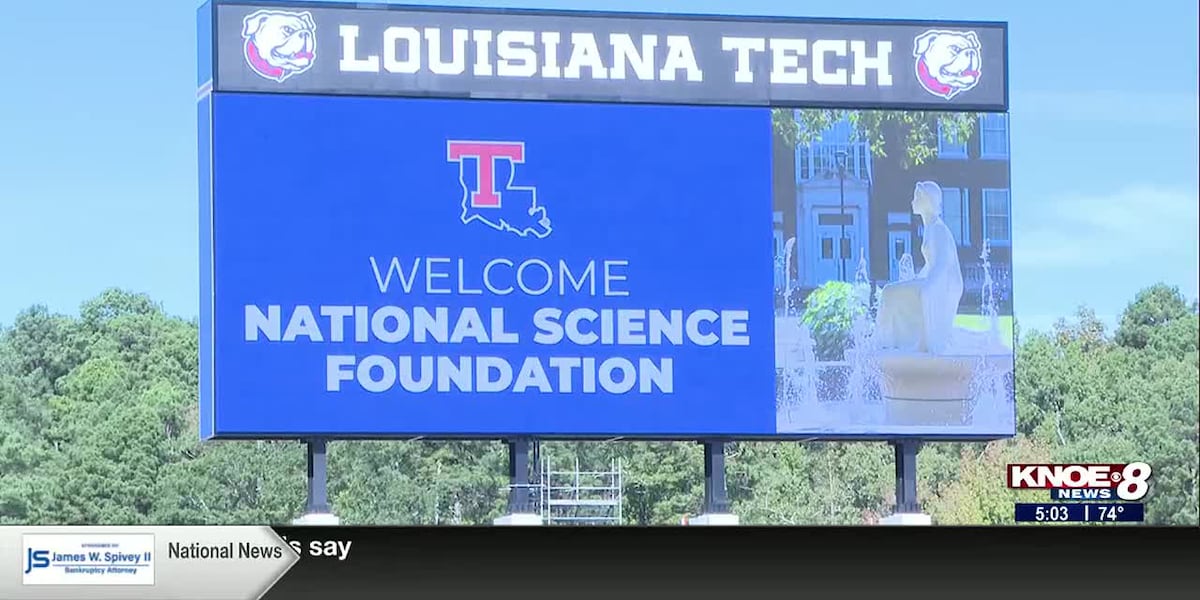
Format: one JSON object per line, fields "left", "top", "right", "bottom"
{"left": 772, "top": 108, "right": 980, "bottom": 168}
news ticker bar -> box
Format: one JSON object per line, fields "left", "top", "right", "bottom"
{"left": 1014, "top": 503, "right": 1145, "bottom": 523}
{"left": 4, "top": 525, "right": 1197, "bottom": 599}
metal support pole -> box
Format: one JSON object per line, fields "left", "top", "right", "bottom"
{"left": 530, "top": 439, "right": 542, "bottom": 514}
{"left": 835, "top": 150, "right": 848, "bottom": 283}
{"left": 839, "top": 167, "right": 847, "bottom": 281}
{"left": 702, "top": 441, "right": 731, "bottom": 514}
{"left": 893, "top": 441, "right": 921, "bottom": 513}
{"left": 506, "top": 437, "right": 534, "bottom": 514}
{"left": 304, "top": 438, "right": 331, "bottom": 514}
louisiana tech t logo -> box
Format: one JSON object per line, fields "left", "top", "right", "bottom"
{"left": 447, "top": 141, "right": 552, "bottom": 238}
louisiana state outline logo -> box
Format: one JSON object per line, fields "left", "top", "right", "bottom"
{"left": 447, "top": 141, "right": 552, "bottom": 239}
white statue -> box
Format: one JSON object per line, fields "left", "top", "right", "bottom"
{"left": 874, "top": 181, "right": 964, "bottom": 354}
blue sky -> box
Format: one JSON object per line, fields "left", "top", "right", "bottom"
{"left": 1, "top": 0, "right": 1197, "bottom": 334}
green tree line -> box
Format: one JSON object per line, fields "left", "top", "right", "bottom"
{"left": 1, "top": 284, "right": 1196, "bottom": 526}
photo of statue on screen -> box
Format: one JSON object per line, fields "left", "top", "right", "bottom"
{"left": 873, "top": 181, "right": 965, "bottom": 355}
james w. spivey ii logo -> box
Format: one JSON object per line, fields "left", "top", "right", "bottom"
{"left": 913, "top": 29, "right": 982, "bottom": 99}
{"left": 241, "top": 9, "right": 316, "bottom": 82}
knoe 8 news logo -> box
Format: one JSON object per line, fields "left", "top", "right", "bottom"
{"left": 1006, "top": 463, "right": 1153, "bottom": 501}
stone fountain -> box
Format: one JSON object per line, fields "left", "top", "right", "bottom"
{"left": 774, "top": 181, "right": 1013, "bottom": 432}
{"left": 870, "top": 181, "right": 1013, "bottom": 426}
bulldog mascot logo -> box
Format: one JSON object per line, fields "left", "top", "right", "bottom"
{"left": 913, "top": 29, "right": 982, "bottom": 100}
{"left": 241, "top": 9, "right": 316, "bottom": 82}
